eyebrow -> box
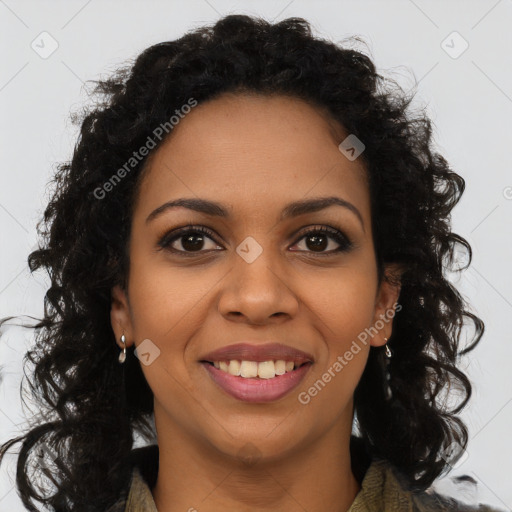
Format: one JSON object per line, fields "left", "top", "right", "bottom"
{"left": 146, "top": 196, "right": 365, "bottom": 231}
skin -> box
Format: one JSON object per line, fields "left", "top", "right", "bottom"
{"left": 111, "top": 92, "right": 401, "bottom": 512}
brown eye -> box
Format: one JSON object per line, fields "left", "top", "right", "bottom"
{"left": 290, "top": 226, "right": 353, "bottom": 255}
{"left": 158, "top": 226, "right": 222, "bottom": 254}
{"left": 157, "top": 224, "right": 353, "bottom": 257}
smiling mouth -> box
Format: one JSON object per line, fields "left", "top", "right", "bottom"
{"left": 200, "top": 360, "right": 311, "bottom": 379}
{"left": 200, "top": 359, "right": 313, "bottom": 403}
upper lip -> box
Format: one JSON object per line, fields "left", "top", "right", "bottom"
{"left": 200, "top": 342, "right": 314, "bottom": 364}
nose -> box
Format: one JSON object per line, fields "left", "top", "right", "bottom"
{"left": 217, "top": 251, "right": 299, "bottom": 325}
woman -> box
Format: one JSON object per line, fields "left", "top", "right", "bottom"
{"left": 0, "top": 14, "right": 502, "bottom": 512}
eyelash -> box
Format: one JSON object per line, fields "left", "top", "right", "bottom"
{"left": 157, "top": 224, "right": 354, "bottom": 257}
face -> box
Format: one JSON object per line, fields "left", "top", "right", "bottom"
{"left": 111, "top": 92, "right": 401, "bottom": 463}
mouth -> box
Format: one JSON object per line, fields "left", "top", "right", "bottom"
{"left": 200, "top": 360, "right": 313, "bottom": 403}
{"left": 200, "top": 359, "right": 310, "bottom": 378}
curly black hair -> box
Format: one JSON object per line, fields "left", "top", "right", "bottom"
{"left": 0, "top": 13, "right": 484, "bottom": 512}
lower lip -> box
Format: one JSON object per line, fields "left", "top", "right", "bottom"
{"left": 201, "top": 362, "right": 312, "bottom": 403}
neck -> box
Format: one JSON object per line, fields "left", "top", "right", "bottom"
{"left": 151, "top": 408, "right": 361, "bottom": 512}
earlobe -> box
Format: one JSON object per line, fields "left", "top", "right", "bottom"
{"left": 110, "top": 284, "right": 133, "bottom": 348}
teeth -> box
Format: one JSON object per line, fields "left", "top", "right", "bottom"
{"left": 213, "top": 359, "right": 301, "bottom": 378}
{"left": 228, "top": 360, "right": 241, "bottom": 376}
{"left": 257, "top": 361, "right": 275, "bottom": 379}
{"left": 274, "top": 360, "right": 286, "bottom": 375}
{"left": 240, "top": 360, "right": 258, "bottom": 378}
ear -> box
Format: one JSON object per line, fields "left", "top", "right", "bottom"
{"left": 111, "top": 284, "right": 134, "bottom": 349}
{"left": 369, "top": 263, "right": 403, "bottom": 348}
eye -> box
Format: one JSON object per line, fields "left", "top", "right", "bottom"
{"left": 290, "top": 226, "right": 354, "bottom": 255}
{"left": 157, "top": 225, "right": 354, "bottom": 256}
{"left": 157, "top": 226, "right": 222, "bottom": 256}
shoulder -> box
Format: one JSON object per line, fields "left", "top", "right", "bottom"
{"left": 350, "top": 458, "right": 504, "bottom": 512}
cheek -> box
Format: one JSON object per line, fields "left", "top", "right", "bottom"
{"left": 325, "top": 289, "right": 376, "bottom": 344}
{"left": 127, "top": 248, "right": 216, "bottom": 338}
{"left": 297, "top": 275, "right": 373, "bottom": 417}
{"left": 125, "top": 254, "right": 207, "bottom": 410}
{"left": 306, "top": 262, "right": 377, "bottom": 335}
{"left": 302, "top": 261, "right": 377, "bottom": 382}
{"left": 126, "top": 250, "right": 226, "bottom": 394}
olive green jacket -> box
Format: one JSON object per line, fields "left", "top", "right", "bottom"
{"left": 112, "top": 442, "right": 503, "bottom": 512}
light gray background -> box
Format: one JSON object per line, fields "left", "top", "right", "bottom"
{"left": 1, "top": 1, "right": 511, "bottom": 510}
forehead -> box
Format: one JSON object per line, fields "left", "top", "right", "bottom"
{"left": 134, "top": 93, "right": 370, "bottom": 225}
